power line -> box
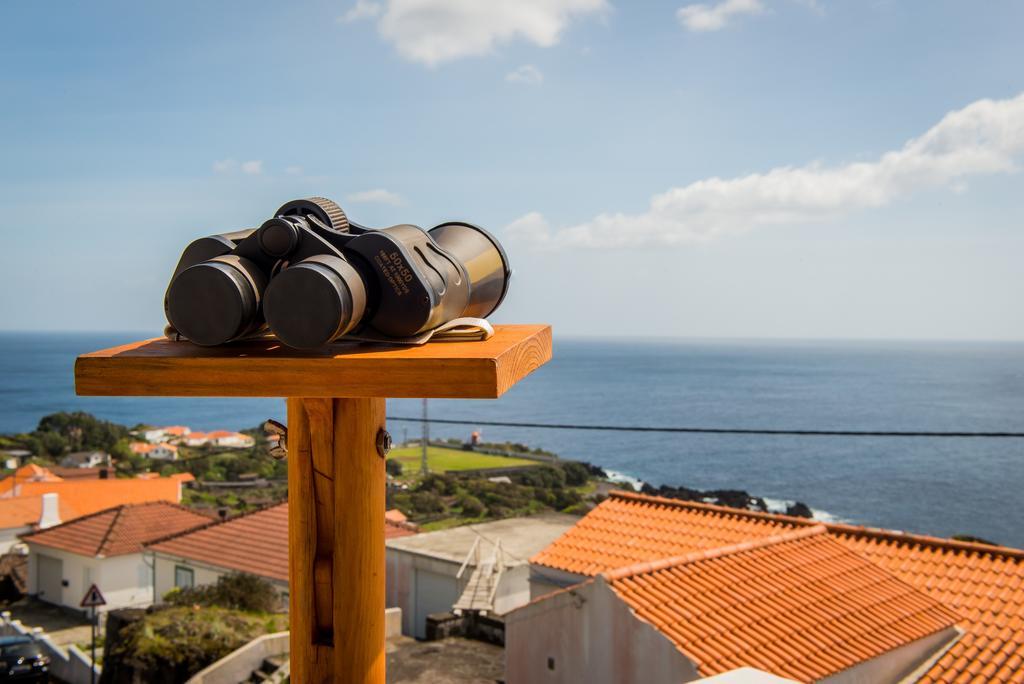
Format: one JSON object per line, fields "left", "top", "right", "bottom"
{"left": 387, "top": 416, "right": 1024, "bottom": 439}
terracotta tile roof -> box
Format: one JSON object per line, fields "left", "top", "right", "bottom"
{"left": 534, "top": 491, "right": 1024, "bottom": 684}
{"left": 147, "top": 503, "right": 417, "bottom": 582}
{"left": 0, "top": 465, "right": 62, "bottom": 494}
{"left": 828, "top": 524, "right": 1024, "bottom": 684}
{"left": 11, "top": 476, "right": 185, "bottom": 517}
{"left": 21, "top": 501, "right": 211, "bottom": 557}
{"left": 605, "top": 526, "right": 960, "bottom": 681}
{"left": 162, "top": 426, "right": 190, "bottom": 436}
{"left": 48, "top": 467, "right": 113, "bottom": 481}
{"left": 532, "top": 490, "right": 808, "bottom": 576}
{"left": 0, "top": 495, "right": 78, "bottom": 529}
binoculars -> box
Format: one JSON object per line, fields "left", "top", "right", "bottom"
{"left": 164, "top": 197, "right": 510, "bottom": 349}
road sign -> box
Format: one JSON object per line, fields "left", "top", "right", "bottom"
{"left": 80, "top": 583, "right": 106, "bottom": 608}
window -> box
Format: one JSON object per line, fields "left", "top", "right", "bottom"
{"left": 174, "top": 565, "right": 194, "bottom": 589}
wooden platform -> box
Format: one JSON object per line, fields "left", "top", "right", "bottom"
{"left": 75, "top": 324, "right": 551, "bottom": 399}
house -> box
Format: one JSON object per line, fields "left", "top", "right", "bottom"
{"left": 48, "top": 466, "right": 113, "bottom": 481}
{"left": 59, "top": 450, "right": 110, "bottom": 469}
{"left": 2, "top": 473, "right": 193, "bottom": 514}
{"left": 129, "top": 441, "right": 178, "bottom": 460}
{"left": 0, "top": 450, "right": 32, "bottom": 469}
{"left": 207, "top": 431, "right": 255, "bottom": 448}
{"left": 141, "top": 425, "right": 191, "bottom": 444}
{"left": 183, "top": 431, "right": 208, "bottom": 447}
{"left": 385, "top": 513, "right": 576, "bottom": 638}
{"left": 0, "top": 464, "right": 62, "bottom": 496}
{"left": 181, "top": 430, "right": 255, "bottom": 448}
{"left": 509, "top": 490, "right": 1024, "bottom": 683}
{"left": 20, "top": 501, "right": 211, "bottom": 613}
{"left": 147, "top": 502, "right": 416, "bottom": 605}
{"left": 161, "top": 426, "right": 190, "bottom": 440}
{"left": 0, "top": 493, "right": 72, "bottom": 554}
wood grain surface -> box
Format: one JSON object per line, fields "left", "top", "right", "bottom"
{"left": 75, "top": 324, "right": 551, "bottom": 398}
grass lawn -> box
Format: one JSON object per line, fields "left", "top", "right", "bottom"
{"left": 388, "top": 445, "right": 537, "bottom": 475}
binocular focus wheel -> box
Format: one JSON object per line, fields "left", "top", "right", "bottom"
{"left": 275, "top": 197, "right": 349, "bottom": 233}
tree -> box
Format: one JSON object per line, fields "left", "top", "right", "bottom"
{"left": 35, "top": 411, "right": 128, "bottom": 452}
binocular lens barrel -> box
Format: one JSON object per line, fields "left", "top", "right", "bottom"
{"left": 165, "top": 256, "right": 266, "bottom": 346}
{"left": 263, "top": 255, "right": 367, "bottom": 350}
{"left": 428, "top": 222, "right": 511, "bottom": 319}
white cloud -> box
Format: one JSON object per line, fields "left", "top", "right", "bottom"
{"left": 285, "top": 165, "right": 304, "bottom": 176}
{"left": 372, "top": 0, "right": 607, "bottom": 67}
{"left": 508, "top": 92, "right": 1024, "bottom": 249}
{"left": 677, "top": 0, "right": 765, "bottom": 32}
{"left": 212, "top": 159, "right": 263, "bottom": 175}
{"left": 212, "top": 159, "right": 237, "bottom": 173}
{"left": 340, "top": 0, "right": 382, "bottom": 23}
{"left": 506, "top": 64, "right": 544, "bottom": 85}
{"left": 346, "top": 188, "right": 405, "bottom": 205}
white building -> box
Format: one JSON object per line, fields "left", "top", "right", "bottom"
{"left": 0, "top": 493, "right": 67, "bottom": 554}
{"left": 141, "top": 426, "right": 191, "bottom": 444}
{"left": 507, "top": 526, "right": 961, "bottom": 684}
{"left": 21, "top": 501, "right": 210, "bottom": 613}
{"left": 59, "top": 450, "right": 110, "bottom": 469}
{"left": 385, "top": 514, "right": 576, "bottom": 639}
{"left": 147, "top": 502, "right": 417, "bottom": 606}
{"left": 129, "top": 442, "right": 178, "bottom": 461}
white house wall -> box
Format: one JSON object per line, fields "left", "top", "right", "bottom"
{"left": 506, "top": 577, "right": 699, "bottom": 684}
{"left": 0, "top": 526, "right": 30, "bottom": 555}
{"left": 151, "top": 553, "right": 288, "bottom": 604}
{"left": 25, "top": 545, "right": 153, "bottom": 613}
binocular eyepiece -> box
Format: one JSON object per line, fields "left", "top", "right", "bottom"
{"left": 164, "top": 197, "right": 510, "bottom": 349}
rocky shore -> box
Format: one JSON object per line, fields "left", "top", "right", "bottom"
{"left": 639, "top": 482, "right": 814, "bottom": 519}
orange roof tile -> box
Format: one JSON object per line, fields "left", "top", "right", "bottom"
{"left": 532, "top": 490, "right": 808, "bottom": 576}
{"left": 605, "top": 526, "right": 960, "bottom": 681}
{"left": 534, "top": 491, "right": 1024, "bottom": 684}
{"left": 162, "top": 426, "right": 189, "bottom": 436}
{"left": 12, "top": 476, "right": 185, "bottom": 517}
{"left": 0, "top": 495, "right": 78, "bottom": 529}
{"left": 21, "top": 502, "right": 211, "bottom": 557}
{"left": 0, "top": 464, "right": 63, "bottom": 494}
{"left": 147, "top": 504, "right": 416, "bottom": 582}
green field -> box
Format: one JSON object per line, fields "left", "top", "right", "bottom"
{"left": 387, "top": 445, "right": 537, "bottom": 475}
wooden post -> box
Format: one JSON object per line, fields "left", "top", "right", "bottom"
{"left": 73, "top": 325, "right": 552, "bottom": 684}
{"left": 289, "top": 398, "right": 386, "bottom": 683}
{"left": 333, "top": 398, "right": 386, "bottom": 683}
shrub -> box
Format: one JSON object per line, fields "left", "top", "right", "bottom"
{"left": 458, "top": 495, "right": 485, "bottom": 517}
{"left": 385, "top": 459, "right": 403, "bottom": 477}
{"left": 163, "top": 572, "right": 280, "bottom": 613}
{"left": 410, "top": 491, "right": 445, "bottom": 515}
{"left": 559, "top": 461, "right": 591, "bottom": 487}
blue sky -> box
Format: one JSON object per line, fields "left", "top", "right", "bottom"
{"left": 1, "top": 0, "right": 1022, "bottom": 340}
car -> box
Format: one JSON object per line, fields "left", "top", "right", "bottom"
{"left": 0, "top": 636, "right": 48, "bottom": 682}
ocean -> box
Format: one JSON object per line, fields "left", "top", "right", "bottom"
{"left": 2, "top": 332, "right": 1023, "bottom": 547}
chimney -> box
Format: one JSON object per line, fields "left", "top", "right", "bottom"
{"left": 39, "top": 493, "right": 61, "bottom": 529}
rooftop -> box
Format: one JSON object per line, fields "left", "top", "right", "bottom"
{"left": 532, "top": 491, "right": 1024, "bottom": 683}
{"left": 6, "top": 474, "right": 190, "bottom": 517}
{"left": 148, "top": 502, "right": 417, "bottom": 582}
{"left": 0, "top": 495, "right": 77, "bottom": 529}
{"left": 532, "top": 490, "right": 805, "bottom": 576}
{"left": 605, "top": 525, "right": 960, "bottom": 681}
{"left": 386, "top": 513, "right": 578, "bottom": 566}
{"left": 21, "top": 501, "right": 211, "bottom": 557}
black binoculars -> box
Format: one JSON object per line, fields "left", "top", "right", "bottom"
{"left": 164, "top": 197, "right": 510, "bottom": 349}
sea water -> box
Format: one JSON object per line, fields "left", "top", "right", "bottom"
{"left": 1, "top": 332, "right": 1022, "bottom": 546}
